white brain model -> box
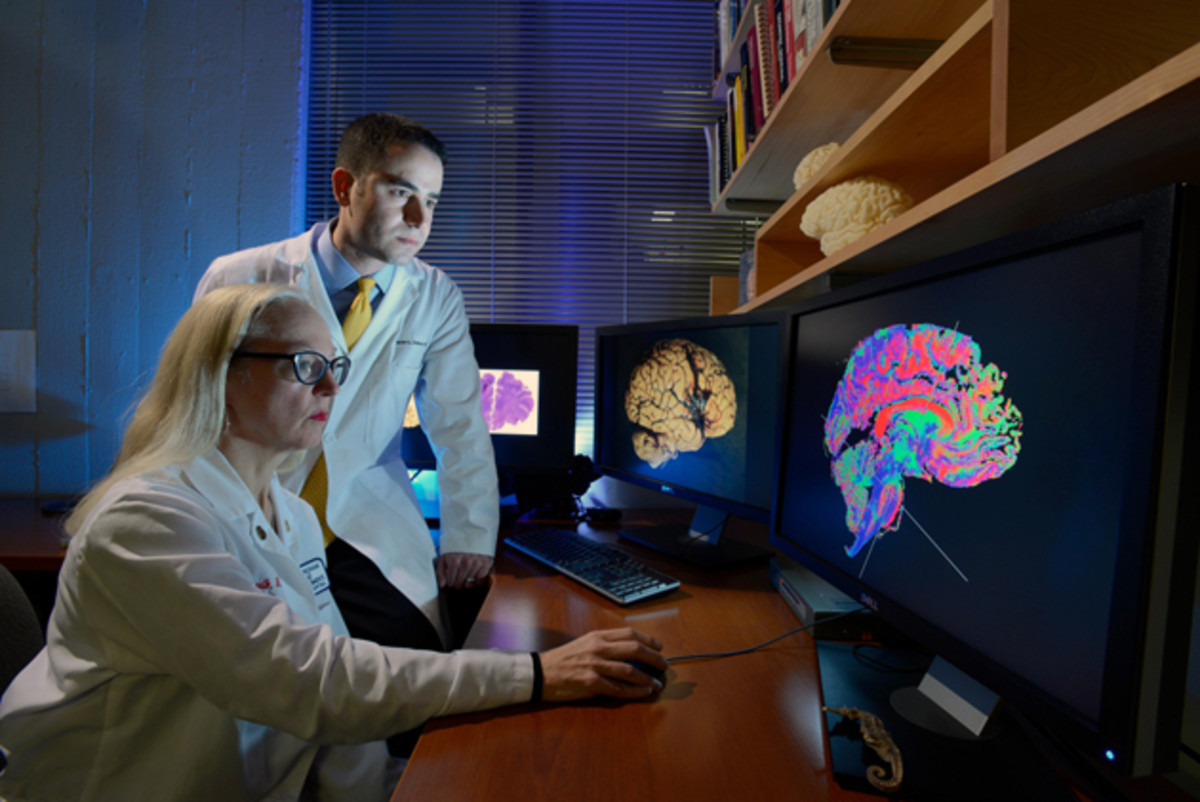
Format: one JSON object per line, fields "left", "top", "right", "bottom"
{"left": 800, "top": 175, "right": 913, "bottom": 256}
{"left": 792, "top": 142, "right": 840, "bottom": 191}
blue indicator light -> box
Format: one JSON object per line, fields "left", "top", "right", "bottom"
{"left": 1104, "top": 750, "right": 1116, "bottom": 762}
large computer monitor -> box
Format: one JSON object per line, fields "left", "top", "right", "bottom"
{"left": 772, "top": 185, "right": 1199, "bottom": 785}
{"left": 402, "top": 322, "right": 578, "bottom": 478}
{"left": 594, "top": 310, "right": 788, "bottom": 567}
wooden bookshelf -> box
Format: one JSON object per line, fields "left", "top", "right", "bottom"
{"left": 712, "top": 0, "right": 1200, "bottom": 311}
{"left": 712, "top": 0, "right": 765, "bottom": 102}
{"left": 713, "top": 0, "right": 984, "bottom": 216}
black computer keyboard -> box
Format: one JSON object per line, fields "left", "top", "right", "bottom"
{"left": 504, "top": 527, "right": 681, "bottom": 605}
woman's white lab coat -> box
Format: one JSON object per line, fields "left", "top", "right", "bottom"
{"left": 195, "top": 223, "right": 500, "bottom": 641}
{"left": 0, "top": 450, "right": 532, "bottom": 802}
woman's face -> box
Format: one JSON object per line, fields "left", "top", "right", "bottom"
{"left": 224, "top": 301, "right": 339, "bottom": 458}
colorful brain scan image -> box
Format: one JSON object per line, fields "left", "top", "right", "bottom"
{"left": 481, "top": 369, "right": 538, "bottom": 435}
{"left": 825, "top": 324, "right": 1023, "bottom": 557}
{"left": 625, "top": 338, "right": 737, "bottom": 468}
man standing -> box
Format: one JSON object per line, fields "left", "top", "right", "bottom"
{"left": 195, "top": 113, "right": 496, "bottom": 652}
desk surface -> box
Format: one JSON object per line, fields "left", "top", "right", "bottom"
{"left": 393, "top": 514, "right": 881, "bottom": 802}
{"left": 393, "top": 513, "right": 1197, "bottom": 802}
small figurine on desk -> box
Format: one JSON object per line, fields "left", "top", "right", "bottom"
{"left": 823, "top": 705, "right": 904, "bottom": 793}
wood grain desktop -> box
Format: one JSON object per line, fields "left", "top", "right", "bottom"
{"left": 392, "top": 514, "right": 882, "bottom": 802}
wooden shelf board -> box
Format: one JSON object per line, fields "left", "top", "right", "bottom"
{"left": 738, "top": 41, "right": 1200, "bottom": 310}
{"left": 757, "top": 3, "right": 993, "bottom": 247}
{"left": 998, "top": 0, "right": 1200, "bottom": 155}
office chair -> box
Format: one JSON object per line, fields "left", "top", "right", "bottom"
{"left": 0, "top": 564, "right": 45, "bottom": 695}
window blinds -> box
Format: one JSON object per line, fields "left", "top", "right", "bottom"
{"left": 306, "top": 0, "right": 761, "bottom": 456}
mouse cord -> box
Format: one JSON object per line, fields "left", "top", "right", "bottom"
{"left": 664, "top": 608, "right": 867, "bottom": 664}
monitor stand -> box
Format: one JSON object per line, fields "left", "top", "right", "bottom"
{"left": 617, "top": 505, "right": 772, "bottom": 569}
{"left": 815, "top": 641, "right": 1077, "bottom": 800}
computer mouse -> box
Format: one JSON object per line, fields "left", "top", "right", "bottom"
{"left": 628, "top": 660, "right": 668, "bottom": 685}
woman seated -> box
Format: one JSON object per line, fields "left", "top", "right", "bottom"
{"left": 0, "top": 284, "right": 666, "bottom": 802}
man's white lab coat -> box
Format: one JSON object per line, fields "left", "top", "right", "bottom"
{"left": 195, "top": 223, "right": 500, "bottom": 639}
{"left": 0, "top": 450, "right": 531, "bottom": 802}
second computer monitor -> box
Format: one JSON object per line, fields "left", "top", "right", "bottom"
{"left": 594, "top": 310, "right": 787, "bottom": 566}
{"left": 401, "top": 322, "right": 579, "bottom": 474}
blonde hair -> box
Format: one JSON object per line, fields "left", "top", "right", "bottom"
{"left": 66, "top": 284, "right": 315, "bottom": 534}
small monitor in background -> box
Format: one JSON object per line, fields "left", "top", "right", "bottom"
{"left": 401, "top": 323, "right": 579, "bottom": 516}
{"left": 593, "top": 310, "right": 788, "bottom": 568}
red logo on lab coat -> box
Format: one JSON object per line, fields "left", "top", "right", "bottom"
{"left": 256, "top": 577, "right": 282, "bottom": 590}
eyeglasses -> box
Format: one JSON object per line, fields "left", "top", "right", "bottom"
{"left": 233, "top": 351, "right": 351, "bottom": 386}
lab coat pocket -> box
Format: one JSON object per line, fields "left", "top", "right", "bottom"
{"left": 366, "top": 360, "right": 422, "bottom": 448}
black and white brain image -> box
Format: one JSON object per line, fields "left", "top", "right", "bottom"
{"left": 624, "top": 338, "right": 737, "bottom": 468}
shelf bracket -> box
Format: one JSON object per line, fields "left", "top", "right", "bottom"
{"left": 826, "top": 37, "right": 943, "bottom": 69}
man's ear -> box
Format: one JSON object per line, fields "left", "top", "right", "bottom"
{"left": 331, "top": 167, "right": 356, "bottom": 208}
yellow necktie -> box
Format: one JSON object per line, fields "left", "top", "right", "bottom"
{"left": 301, "top": 277, "right": 376, "bottom": 547}
{"left": 341, "top": 277, "right": 376, "bottom": 350}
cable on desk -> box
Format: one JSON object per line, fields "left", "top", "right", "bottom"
{"left": 665, "top": 608, "right": 868, "bottom": 664}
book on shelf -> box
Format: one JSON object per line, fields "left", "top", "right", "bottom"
{"left": 718, "top": 112, "right": 730, "bottom": 189}
{"left": 704, "top": 120, "right": 729, "bottom": 206}
{"left": 755, "top": 2, "right": 777, "bottom": 120}
{"left": 746, "top": 16, "right": 765, "bottom": 133}
{"left": 731, "top": 73, "right": 747, "bottom": 167}
{"left": 717, "top": 0, "right": 732, "bottom": 72}
{"left": 804, "top": 0, "right": 827, "bottom": 59}
{"left": 790, "top": 0, "right": 808, "bottom": 74}
{"left": 739, "top": 40, "right": 757, "bottom": 145}
{"left": 730, "top": 0, "right": 744, "bottom": 36}
{"left": 772, "top": 0, "right": 789, "bottom": 97}
{"left": 725, "top": 82, "right": 738, "bottom": 171}
{"left": 783, "top": 0, "right": 798, "bottom": 82}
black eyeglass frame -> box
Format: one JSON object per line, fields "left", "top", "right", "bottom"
{"left": 233, "top": 350, "right": 351, "bottom": 386}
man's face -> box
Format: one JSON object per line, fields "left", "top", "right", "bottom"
{"left": 332, "top": 142, "right": 444, "bottom": 275}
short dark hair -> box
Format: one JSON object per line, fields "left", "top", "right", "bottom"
{"left": 335, "top": 113, "right": 448, "bottom": 178}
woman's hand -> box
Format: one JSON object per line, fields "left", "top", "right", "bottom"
{"left": 539, "top": 628, "right": 668, "bottom": 702}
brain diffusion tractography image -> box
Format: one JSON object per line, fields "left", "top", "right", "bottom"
{"left": 624, "top": 338, "right": 738, "bottom": 468}
{"left": 825, "top": 323, "right": 1024, "bottom": 560}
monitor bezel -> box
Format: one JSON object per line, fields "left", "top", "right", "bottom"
{"left": 593, "top": 308, "right": 791, "bottom": 523}
{"left": 769, "top": 184, "right": 1199, "bottom": 776}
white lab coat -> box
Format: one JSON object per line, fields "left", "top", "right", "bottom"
{"left": 0, "top": 450, "right": 532, "bottom": 802}
{"left": 194, "top": 224, "right": 500, "bottom": 641}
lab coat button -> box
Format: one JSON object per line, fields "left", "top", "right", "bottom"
{"left": 256, "top": 525, "right": 268, "bottom": 541}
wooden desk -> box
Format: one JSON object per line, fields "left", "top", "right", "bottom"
{"left": 393, "top": 514, "right": 1197, "bottom": 802}
{"left": 393, "top": 516, "right": 880, "bottom": 802}
{"left": 0, "top": 498, "right": 69, "bottom": 572}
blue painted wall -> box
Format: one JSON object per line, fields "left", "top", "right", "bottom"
{"left": 0, "top": 1, "right": 307, "bottom": 495}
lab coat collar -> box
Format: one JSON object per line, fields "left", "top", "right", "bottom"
{"left": 280, "top": 223, "right": 325, "bottom": 269}
{"left": 178, "top": 450, "right": 290, "bottom": 537}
